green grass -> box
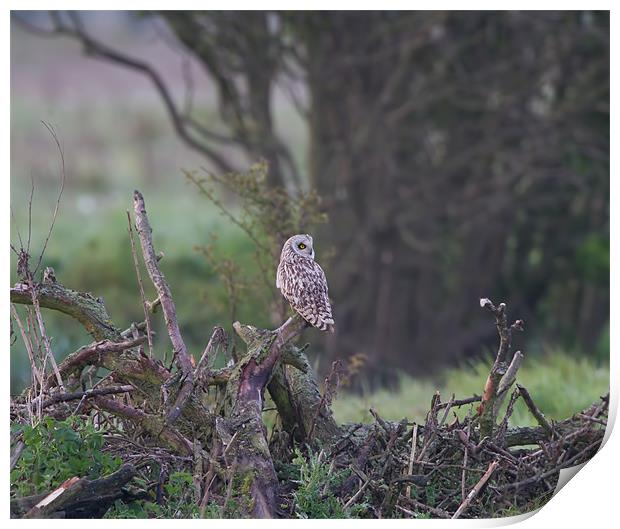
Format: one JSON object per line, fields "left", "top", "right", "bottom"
{"left": 332, "top": 350, "right": 609, "bottom": 428}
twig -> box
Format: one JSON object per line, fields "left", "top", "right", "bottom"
{"left": 399, "top": 496, "right": 451, "bottom": 519}
{"left": 461, "top": 413, "right": 472, "bottom": 502}
{"left": 29, "top": 283, "right": 64, "bottom": 391}
{"left": 451, "top": 460, "right": 499, "bottom": 519}
{"left": 493, "top": 439, "right": 601, "bottom": 492}
{"left": 11, "top": 304, "right": 44, "bottom": 389}
{"left": 517, "top": 384, "right": 553, "bottom": 437}
{"left": 405, "top": 423, "right": 418, "bottom": 497}
{"left": 496, "top": 387, "right": 520, "bottom": 441}
{"left": 437, "top": 395, "right": 481, "bottom": 409}
{"left": 196, "top": 326, "right": 227, "bottom": 376}
{"left": 344, "top": 477, "right": 371, "bottom": 509}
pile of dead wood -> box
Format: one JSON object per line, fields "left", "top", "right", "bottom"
{"left": 10, "top": 191, "right": 607, "bottom": 519}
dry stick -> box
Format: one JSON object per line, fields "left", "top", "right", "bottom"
{"left": 11, "top": 304, "right": 44, "bottom": 389}
{"left": 126, "top": 211, "right": 154, "bottom": 357}
{"left": 344, "top": 477, "right": 371, "bottom": 509}
{"left": 405, "top": 423, "right": 419, "bottom": 498}
{"left": 517, "top": 384, "right": 553, "bottom": 437}
{"left": 29, "top": 283, "right": 64, "bottom": 390}
{"left": 417, "top": 394, "right": 454, "bottom": 465}
{"left": 132, "top": 190, "right": 193, "bottom": 425}
{"left": 196, "top": 326, "right": 227, "bottom": 375}
{"left": 192, "top": 440, "right": 203, "bottom": 505}
{"left": 399, "top": 497, "right": 452, "bottom": 519}
{"left": 452, "top": 460, "right": 499, "bottom": 519}
{"left": 461, "top": 413, "right": 472, "bottom": 502}
{"left": 493, "top": 439, "right": 601, "bottom": 492}
{"left": 437, "top": 395, "right": 481, "bottom": 409}
{"left": 308, "top": 361, "right": 341, "bottom": 439}
{"left": 496, "top": 387, "right": 521, "bottom": 441}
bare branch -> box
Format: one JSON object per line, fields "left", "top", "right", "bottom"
{"left": 132, "top": 190, "right": 194, "bottom": 425}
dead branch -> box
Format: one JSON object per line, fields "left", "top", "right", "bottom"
{"left": 10, "top": 281, "right": 120, "bottom": 341}
{"left": 478, "top": 298, "right": 524, "bottom": 438}
{"left": 518, "top": 384, "right": 553, "bottom": 437}
{"left": 44, "top": 336, "right": 147, "bottom": 390}
{"left": 126, "top": 211, "right": 154, "bottom": 357}
{"left": 451, "top": 460, "right": 499, "bottom": 519}
{"left": 132, "top": 190, "right": 194, "bottom": 425}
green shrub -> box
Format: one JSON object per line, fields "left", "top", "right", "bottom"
{"left": 291, "top": 447, "right": 369, "bottom": 519}
{"left": 11, "top": 416, "right": 122, "bottom": 497}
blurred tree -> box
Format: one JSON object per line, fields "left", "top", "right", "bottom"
{"left": 13, "top": 11, "right": 609, "bottom": 379}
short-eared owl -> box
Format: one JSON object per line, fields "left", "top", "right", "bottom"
{"left": 276, "top": 234, "right": 335, "bottom": 332}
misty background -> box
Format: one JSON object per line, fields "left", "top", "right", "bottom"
{"left": 10, "top": 12, "right": 608, "bottom": 420}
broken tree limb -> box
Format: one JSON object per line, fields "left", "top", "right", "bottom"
{"left": 478, "top": 299, "right": 524, "bottom": 438}
{"left": 33, "top": 385, "right": 135, "bottom": 410}
{"left": 494, "top": 351, "right": 524, "bottom": 415}
{"left": 10, "top": 281, "right": 120, "bottom": 341}
{"left": 132, "top": 190, "right": 194, "bottom": 426}
{"left": 215, "top": 314, "right": 309, "bottom": 518}
{"left": 12, "top": 464, "right": 138, "bottom": 519}
{"left": 44, "top": 336, "right": 147, "bottom": 390}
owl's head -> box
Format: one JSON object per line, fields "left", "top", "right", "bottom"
{"left": 283, "top": 234, "right": 315, "bottom": 260}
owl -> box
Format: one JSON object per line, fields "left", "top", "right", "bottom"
{"left": 276, "top": 234, "right": 335, "bottom": 332}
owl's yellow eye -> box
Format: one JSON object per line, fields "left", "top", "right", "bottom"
{"left": 298, "top": 243, "right": 306, "bottom": 250}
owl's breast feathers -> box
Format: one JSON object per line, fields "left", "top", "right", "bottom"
{"left": 276, "top": 254, "right": 335, "bottom": 332}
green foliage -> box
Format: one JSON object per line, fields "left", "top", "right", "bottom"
{"left": 333, "top": 350, "right": 609, "bottom": 426}
{"left": 291, "top": 448, "right": 346, "bottom": 519}
{"left": 291, "top": 447, "right": 370, "bottom": 519}
{"left": 10, "top": 416, "right": 121, "bottom": 497}
{"left": 105, "top": 471, "right": 220, "bottom": 519}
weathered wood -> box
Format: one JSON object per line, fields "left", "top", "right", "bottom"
{"left": 132, "top": 190, "right": 194, "bottom": 425}
{"left": 10, "top": 281, "right": 120, "bottom": 341}
{"left": 216, "top": 315, "right": 308, "bottom": 518}
{"left": 12, "top": 464, "right": 137, "bottom": 519}
{"left": 478, "top": 299, "right": 524, "bottom": 438}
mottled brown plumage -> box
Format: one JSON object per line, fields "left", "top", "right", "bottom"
{"left": 276, "top": 234, "right": 334, "bottom": 332}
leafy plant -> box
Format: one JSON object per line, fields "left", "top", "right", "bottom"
{"left": 291, "top": 447, "right": 369, "bottom": 519}
{"left": 10, "top": 416, "right": 121, "bottom": 497}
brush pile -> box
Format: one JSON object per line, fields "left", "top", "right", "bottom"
{"left": 10, "top": 191, "right": 608, "bottom": 519}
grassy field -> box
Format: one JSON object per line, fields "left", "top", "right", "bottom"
{"left": 332, "top": 350, "right": 609, "bottom": 427}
